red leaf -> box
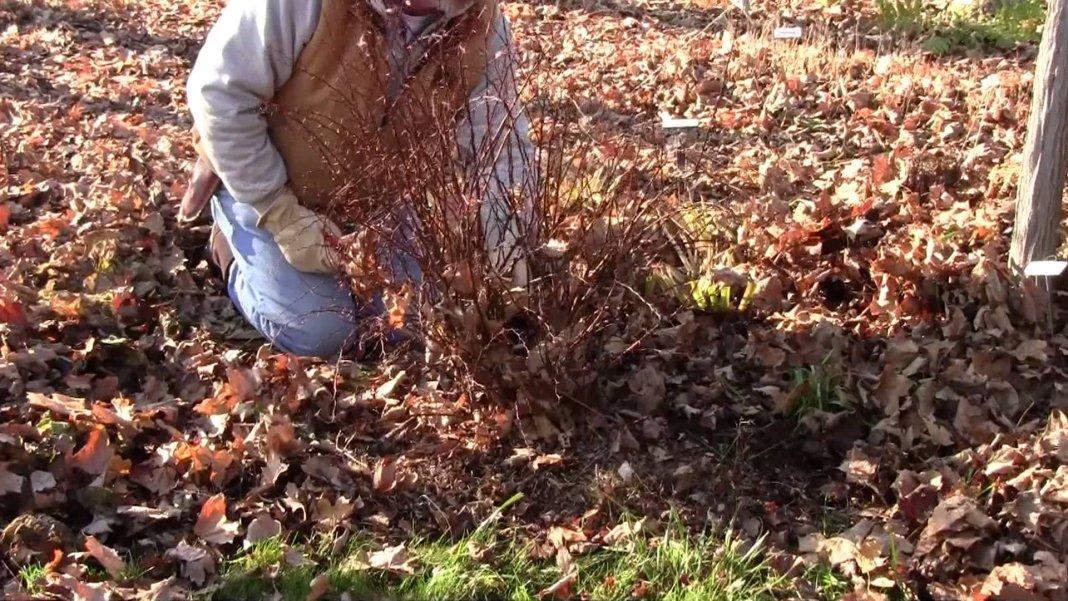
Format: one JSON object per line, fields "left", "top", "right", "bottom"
{"left": 0, "top": 295, "right": 27, "bottom": 328}
{"left": 194, "top": 494, "right": 239, "bottom": 545}
{"left": 70, "top": 428, "right": 114, "bottom": 475}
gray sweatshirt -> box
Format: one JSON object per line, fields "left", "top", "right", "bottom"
{"left": 187, "top": 0, "right": 534, "bottom": 249}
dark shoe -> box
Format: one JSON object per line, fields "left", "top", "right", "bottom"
{"left": 209, "top": 224, "right": 234, "bottom": 280}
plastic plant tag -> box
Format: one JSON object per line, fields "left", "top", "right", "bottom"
{"left": 773, "top": 26, "right": 803, "bottom": 40}
{"left": 661, "top": 114, "right": 700, "bottom": 130}
{"left": 1024, "top": 261, "right": 1068, "bottom": 277}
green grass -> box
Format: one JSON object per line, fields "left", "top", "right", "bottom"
{"left": 876, "top": 0, "right": 1045, "bottom": 54}
{"left": 118, "top": 560, "right": 151, "bottom": 582}
{"left": 216, "top": 538, "right": 296, "bottom": 599}
{"left": 645, "top": 203, "right": 754, "bottom": 314}
{"left": 18, "top": 562, "right": 46, "bottom": 595}
{"left": 786, "top": 359, "right": 846, "bottom": 418}
{"left": 803, "top": 564, "right": 850, "bottom": 600}
{"left": 574, "top": 528, "right": 789, "bottom": 601}
{"left": 213, "top": 516, "right": 812, "bottom": 601}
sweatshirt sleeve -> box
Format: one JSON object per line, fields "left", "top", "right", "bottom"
{"left": 187, "top": 0, "right": 322, "bottom": 209}
{"left": 455, "top": 12, "right": 537, "bottom": 259}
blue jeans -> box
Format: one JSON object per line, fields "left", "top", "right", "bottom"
{"left": 211, "top": 189, "right": 380, "bottom": 358}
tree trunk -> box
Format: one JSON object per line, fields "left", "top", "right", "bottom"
{"left": 1010, "top": 0, "right": 1068, "bottom": 273}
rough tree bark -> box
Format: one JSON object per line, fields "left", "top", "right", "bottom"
{"left": 1010, "top": 0, "right": 1068, "bottom": 273}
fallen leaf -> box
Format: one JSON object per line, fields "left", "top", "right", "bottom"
{"left": 27, "top": 391, "right": 90, "bottom": 418}
{"left": 245, "top": 514, "right": 282, "bottom": 547}
{"left": 373, "top": 456, "right": 399, "bottom": 494}
{"left": 285, "top": 546, "right": 312, "bottom": 567}
{"left": 820, "top": 537, "right": 859, "bottom": 567}
{"left": 367, "top": 544, "right": 415, "bottom": 574}
{"left": 194, "top": 494, "right": 239, "bottom": 545}
{"left": 261, "top": 450, "right": 288, "bottom": 487}
{"left": 227, "top": 366, "right": 260, "bottom": 402}
{"left": 50, "top": 574, "right": 111, "bottom": 601}
{"left": 313, "top": 496, "right": 360, "bottom": 531}
{"left": 631, "top": 579, "right": 652, "bottom": 598}
{"left": 306, "top": 572, "right": 330, "bottom": 601}
{"left": 916, "top": 493, "right": 995, "bottom": 555}
{"left": 532, "top": 453, "right": 564, "bottom": 470}
{"left": 50, "top": 293, "right": 84, "bottom": 319}
{"left": 384, "top": 284, "right": 413, "bottom": 329}
{"left": 842, "top": 592, "right": 887, "bottom": 601}
{"left": 841, "top": 446, "right": 878, "bottom": 487}
{"left": 375, "top": 371, "right": 406, "bottom": 400}
{"left": 548, "top": 525, "right": 587, "bottom": 550}
{"left": 539, "top": 568, "right": 577, "bottom": 599}
{"left": 628, "top": 364, "right": 666, "bottom": 413}
{"left": 603, "top": 519, "right": 649, "bottom": 544}
{"left": 70, "top": 428, "right": 114, "bottom": 475}
{"left": 168, "top": 541, "right": 214, "bottom": 586}
{"left": 872, "top": 369, "right": 909, "bottom": 415}
{"left": 0, "top": 463, "right": 24, "bottom": 495}
{"left": 854, "top": 538, "right": 884, "bottom": 574}
{"left": 82, "top": 516, "right": 116, "bottom": 536}
{"left": 1012, "top": 339, "right": 1048, "bottom": 364}
{"left": 505, "top": 447, "right": 536, "bottom": 467}
{"left": 85, "top": 536, "right": 125, "bottom": 578}
{"left": 265, "top": 419, "right": 298, "bottom": 456}
{"left": 0, "top": 295, "right": 27, "bottom": 328}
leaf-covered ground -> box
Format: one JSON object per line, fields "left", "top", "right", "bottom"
{"left": 1, "top": 0, "right": 1066, "bottom": 599}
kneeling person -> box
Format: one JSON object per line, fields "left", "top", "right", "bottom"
{"left": 182, "top": 0, "right": 533, "bottom": 358}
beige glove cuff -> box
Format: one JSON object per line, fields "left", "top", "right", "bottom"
{"left": 255, "top": 186, "right": 301, "bottom": 231}
{"left": 257, "top": 187, "right": 342, "bottom": 274}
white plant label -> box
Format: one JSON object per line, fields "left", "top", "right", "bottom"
{"left": 661, "top": 114, "right": 700, "bottom": 130}
{"left": 1024, "top": 261, "right": 1068, "bottom": 277}
{"left": 773, "top": 26, "right": 803, "bottom": 40}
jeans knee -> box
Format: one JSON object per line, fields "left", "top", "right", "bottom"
{"left": 270, "top": 310, "right": 358, "bottom": 359}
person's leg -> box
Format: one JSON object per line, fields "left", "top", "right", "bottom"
{"left": 211, "top": 189, "right": 374, "bottom": 358}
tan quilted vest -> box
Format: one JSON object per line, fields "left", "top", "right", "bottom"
{"left": 199, "top": 0, "right": 497, "bottom": 212}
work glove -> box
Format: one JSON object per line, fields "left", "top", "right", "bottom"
{"left": 483, "top": 215, "right": 529, "bottom": 289}
{"left": 482, "top": 190, "right": 531, "bottom": 289}
{"left": 488, "top": 241, "right": 529, "bottom": 288}
{"left": 257, "top": 187, "right": 343, "bottom": 274}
